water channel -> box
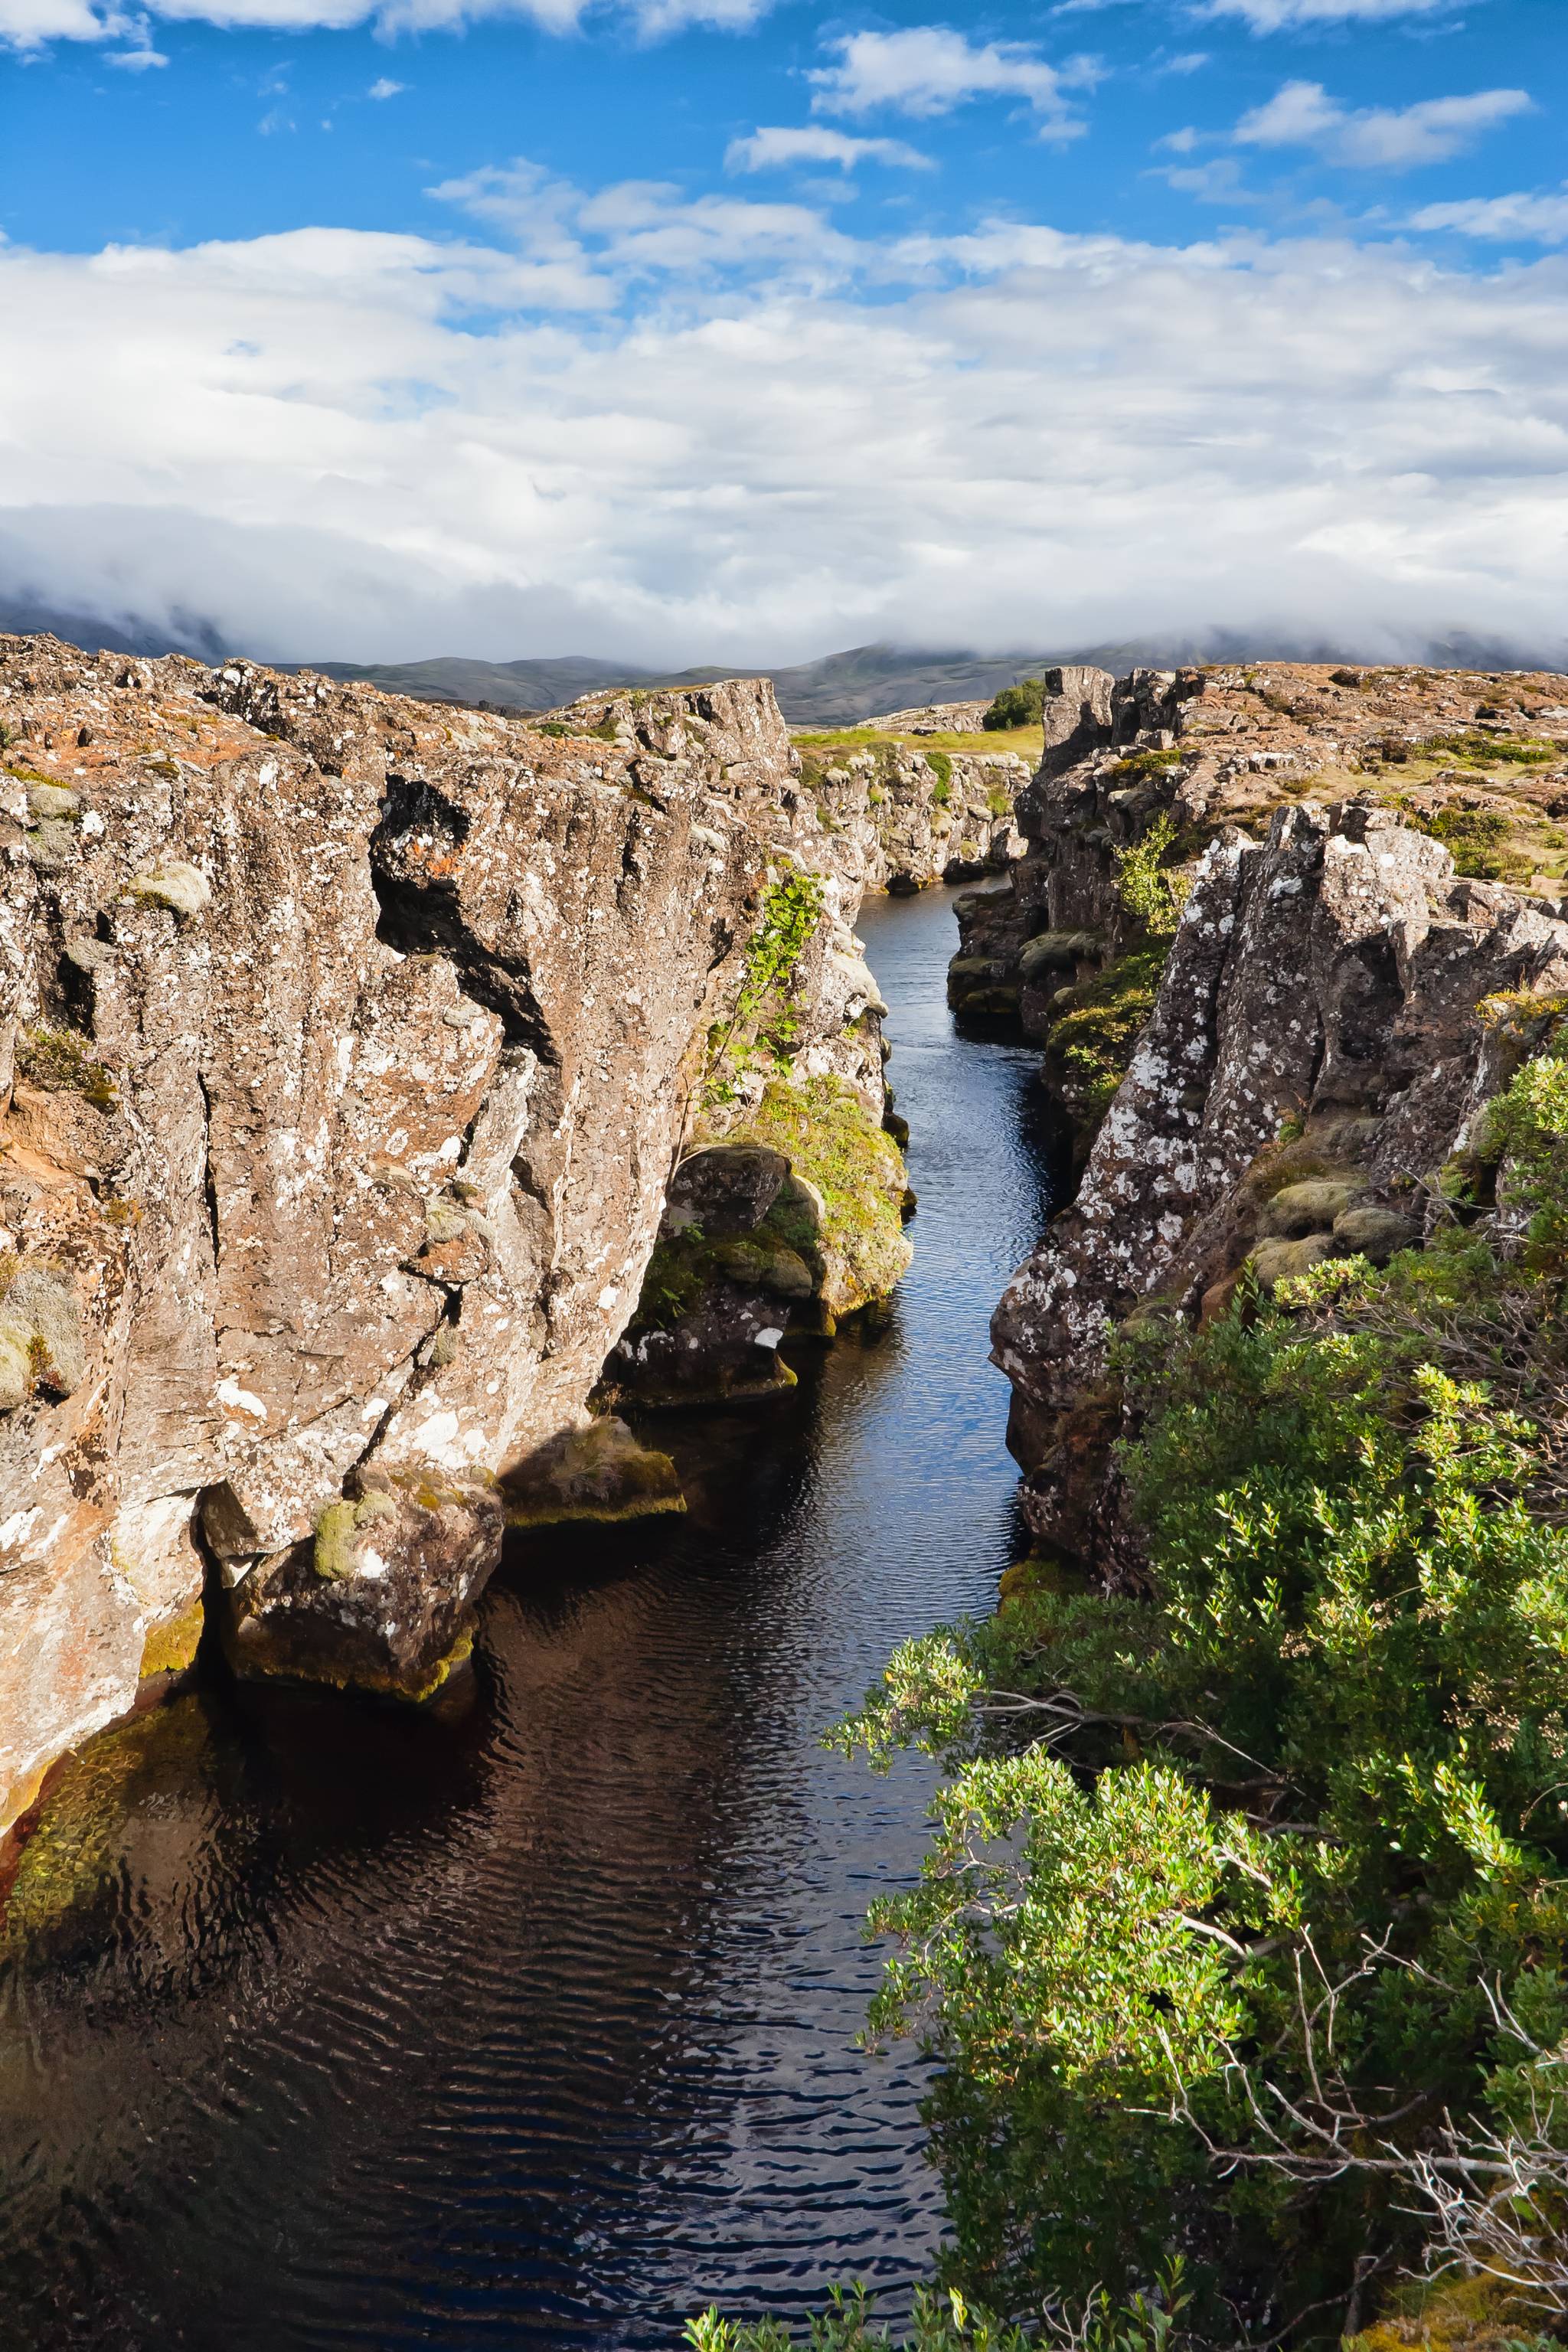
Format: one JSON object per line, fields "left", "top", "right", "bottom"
{"left": 0, "top": 884, "right": 1054, "bottom": 2350}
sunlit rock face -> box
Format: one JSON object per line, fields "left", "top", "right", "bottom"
{"left": 992, "top": 795, "right": 1568, "bottom": 1565}
{"left": 0, "top": 640, "right": 910, "bottom": 1831}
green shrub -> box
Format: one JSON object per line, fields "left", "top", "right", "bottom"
{"left": 817, "top": 1032, "right": 1568, "bottom": 2329}
{"left": 1405, "top": 803, "right": 1530, "bottom": 882}
{"left": 1047, "top": 949, "right": 1166, "bottom": 1128}
{"left": 1113, "top": 814, "right": 1187, "bottom": 938}
{"left": 983, "top": 680, "right": 1045, "bottom": 732}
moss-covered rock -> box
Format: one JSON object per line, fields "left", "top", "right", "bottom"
{"left": 724, "top": 1075, "right": 912, "bottom": 1315}
{"left": 1251, "top": 1233, "right": 1333, "bottom": 1290}
{"left": 1043, "top": 948, "right": 1167, "bottom": 1148}
{"left": 1331, "top": 1204, "right": 1419, "bottom": 1263}
{"left": 1262, "top": 1178, "right": 1364, "bottom": 1237}
{"left": 504, "top": 1416, "right": 685, "bottom": 1527}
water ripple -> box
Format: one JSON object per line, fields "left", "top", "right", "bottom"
{"left": 0, "top": 885, "right": 1054, "bottom": 2351}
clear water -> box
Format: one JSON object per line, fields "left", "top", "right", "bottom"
{"left": 0, "top": 884, "right": 1054, "bottom": 2351}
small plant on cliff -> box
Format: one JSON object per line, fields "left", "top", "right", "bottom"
{"left": 926, "top": 752, "right": 952, "bottom": 795}
{"left": 704, "top": 869, "right": 825, "bottom": 1102}
{"left": 1112, "top": 815, "right": 1187, "bottom": 939}
{"left": 984, "top": 680, "right": 1045, "bottom": 732}
{"left": 15, "top": 1024, "right": 118, "bottom": 1112}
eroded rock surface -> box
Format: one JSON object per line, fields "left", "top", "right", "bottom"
{"left": 0, "top": 637, "right": 910, "bottom": 1831}
{"left": 988, "top": 656, "right": 1568, "bottom": 1565}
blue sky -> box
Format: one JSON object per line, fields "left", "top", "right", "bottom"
{"left": 2, "top": 0, "right": 1565, "bottom": 662}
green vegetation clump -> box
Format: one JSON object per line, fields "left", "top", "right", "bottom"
{"left": 1112, "top": 813, "right": 1187, "bottom": 938}
{"left": 1426, "top": 730, "right": 1558, "bottom": 768}
{"left": 983, "top": 679, "right": 1046, "bottom": 731}
{"left": 793, "top": 1024, "right": 1568, "bottom": 2336}
{"left": 15, "top": 1024, "right": 118, "bottom": 1112}
{"left": 705, "top": 868, "right": 825, "bottom": 1103}
{"left": 1105, "top": 749, "right": 1184, "bottom": 788}
{"left": 925, "top": 751, "right": 952, "bottom": 793}
{"left": 1046, "top": 949, "right": 1167, "bottom": 1129}
{"left": 727, "top": 1075, "right": 910, "bottom": 1311}
{"left": 1403, "top": 803, "right": 1532, "bottom": 883}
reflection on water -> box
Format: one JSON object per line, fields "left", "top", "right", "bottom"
{"left": 0, "top": 886, "right": 1054, "bottom": 2350}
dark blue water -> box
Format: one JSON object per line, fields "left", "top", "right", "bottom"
{"left": 0, "top": 885, "right": 1053, "bottom": 2352}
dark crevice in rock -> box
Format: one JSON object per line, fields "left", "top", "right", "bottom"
{"left": 368, "top": 777, "right": 558, "bottom": 1064}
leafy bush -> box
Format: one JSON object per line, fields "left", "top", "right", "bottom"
{"left": 984, "top": 680, "right": 1046, "bottom": 732}
{"left": 1113, "top": 814, "right": 1187, "bottom": 938}
{"left": 813, "top": 1031, "right": 1568, "bottom": 2331}
{"left": 705, "top": 869, "right": 825, "bottom": 1101}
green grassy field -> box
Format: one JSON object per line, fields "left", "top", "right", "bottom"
{"left": 789, "top": 724, "right": 1040, "bottom": 759}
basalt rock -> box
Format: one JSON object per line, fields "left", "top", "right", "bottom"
{"left": 0, "top": 636, "right": 909, "bottom": 1834}
{"left": 992, "top": 791, "right": 1568, "bottom": 1565}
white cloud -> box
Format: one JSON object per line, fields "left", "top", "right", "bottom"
{"left": 2, "top": 197, "right": 1566, "bottom": 670}
{"left": 726, "top": 126, "right": 931, "bottom": 175}
{"left": 430, "top": 155, "right": 856, "bottom": 292}
{"left": 809, "top": 27, "right": 1093, "bottom": 141}
{"left": 1164, "top": 158, "right": 1263, "bottom": 203}
{"left": 1236, "top": 79, "right": 1531, "bottom": 170}
{"left": 0, "top": 0, "right": 765, "bottom": 48}
{"left": 368, "top": 74, "right": 403, "bottom": 96}
{"left": 1200, "top": 0, "right": 1461, "bottom": 24}
{"left": 1412, "top": 187, "right": 1568, "bottom": 245}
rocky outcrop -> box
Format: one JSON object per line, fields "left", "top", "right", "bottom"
{"left": 600, "top": 1078, "right": 913, "bottom": 1410}
{"left": 1001, "top": 663, "right": 1568, "bottom": 1561}
{"left": 0, "top": 639, "right": 910, "bottom": 1834}
{"left": 862, "top": 699, "right": 990, "bottom": 735}
{"left": 798, "top": 739, "right": 1031, "bottom": 894}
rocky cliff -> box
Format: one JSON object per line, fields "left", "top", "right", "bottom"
{"left": 981, "top": 658, "right": 1568, "bottom": 1566}
{"left": 0, "top": 639, "right": 923, "bottom": 1838}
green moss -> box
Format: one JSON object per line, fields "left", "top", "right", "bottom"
{"left": 1104, "top": 748, "right": 1184, "bottom": 788}
{"left": 1046, "top": 948, "right": 1167, "bottom": 1131}
{"left": 15, "top": 1024, "right": 119, "bottom": 1112}
{"left": 724, "top": 1074, "right": 910, "bottom": 1311}
{"left": 926, "top": 750, "right": 952, "bottom": 791}
{"left": 313, "top": 1491, "right": 397, "bottom": 1582}
{"left": 1400, "top": 801, "right": 1533, "bottom": 881}
{"left": 138, "top": 1596, "right": 206, "bottom": 1681}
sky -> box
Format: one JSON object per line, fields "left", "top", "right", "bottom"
{"left": 0, "top": 0, "right": 1564, "bottom": 665}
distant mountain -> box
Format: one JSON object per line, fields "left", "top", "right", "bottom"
{"left": 286, "top": 632, "right": 1568, "bottom": 725}
{"left": 302, "top": 645, "right": 1071, "bottom": 727}
{"left": 5, "top": 606, "right": 1562, "bottom": 727}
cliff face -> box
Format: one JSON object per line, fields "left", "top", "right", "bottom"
{"left": 983, "top": 658, "right": 1568, "bottom": 1566}
{"left": 0, "top": 639, "right": 913, "bottom": 1834}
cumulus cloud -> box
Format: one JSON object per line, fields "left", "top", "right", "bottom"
{"left": 726, "top": 126, "right": 931, "bottom": 175}
{"left": 1412, "top": 187, "right": 1568, "bottom": 244}
{"left": 368, "top": 74, "right": 403, "bottom": 96}
{"left": 2, "top": 190, "right": 1566, "bottom": 668}
{"left": 1236, "top": 79, "right": 1531, "bottom": 170}
{"left": 809, "top": 27, "right": 1094, "bottom": 140}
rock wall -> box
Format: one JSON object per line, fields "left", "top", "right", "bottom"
{"left": 799, "top": 739, "right": 1032, "bottom": 894}
{"left": 984, "top": 657, "right": 1568, "bottom": 1568}
{"left": 0, "top": 639, "right": 910, "bottom": 1834}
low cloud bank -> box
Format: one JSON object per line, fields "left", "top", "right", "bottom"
{"left": 2, "top": 201, "right": 1566, "bottom": 668}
